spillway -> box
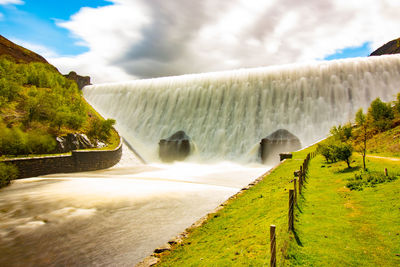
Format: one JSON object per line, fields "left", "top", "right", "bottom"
{"left": 83, "top": 55, "right": 400, "bottom": 163}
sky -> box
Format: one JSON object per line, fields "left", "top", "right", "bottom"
{"left": 0, "top": 0, "right": 398, "bottom": 83}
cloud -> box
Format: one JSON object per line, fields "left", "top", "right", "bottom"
{"left": 10, "top": 38, "right": 58, "bottom": 58}
{"left": 0, "top": 0, "right": 23, "bottom": 5}
{"left": 52, "top": 0, "right": 400, "bottom": 83}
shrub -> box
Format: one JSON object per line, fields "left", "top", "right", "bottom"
{"left": 87, "top": 118, "right": 116, "bottom": 143}
{"left": 346, "top": 170, "right": 398, "bottom": 191}
{"left": 26, "top": 130, "right": 56, "bottom": 154}
{"left": 0, "top": 163, "right": 18, "bottom": 188}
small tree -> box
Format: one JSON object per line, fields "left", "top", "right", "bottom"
{"left": 368, "top": 98, "right": 394, "bottom": 131}
{"left": 395, "top": 92, "right": 400, "bottom": 114}
{"left": 355, "top": 108, "right": 368, "bottom": 170}
{"left": 330, "top": 123, "right": 352, "bottom": 142}
{"left": 334, "top": 143, "right": 353, "bottom": 168}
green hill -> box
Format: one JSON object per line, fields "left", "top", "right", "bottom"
{"left": 0, "top": 35, "right": 119, "bottom": 154}
{"left": 0, "top": 37, "right": 118, "bottom": 187}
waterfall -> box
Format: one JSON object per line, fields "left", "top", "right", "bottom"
{"left": 83, "top": 55, "right": 400, "bottom": 163}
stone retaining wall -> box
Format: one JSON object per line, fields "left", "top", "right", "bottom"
{"left": 2, "top": 139, "right": 122, "bottom": 179}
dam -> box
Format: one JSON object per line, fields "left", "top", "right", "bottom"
{"left": 83, "top": 55, "right": 400, "bottom": 163}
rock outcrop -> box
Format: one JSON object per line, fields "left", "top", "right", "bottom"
{"left": 260, "top": 129, "right": 301, "bottom": 164}
{"left": 370, "top": 37, "right": 400, "bottom": 56}
{"left": 56, "top": 133, "right": 95, "bottom": 153}
{"left": 64, "top": 71, "right": 91, "bottom": 90}
{"left": 159, "top": 131, "right": 191, "bottom": 162}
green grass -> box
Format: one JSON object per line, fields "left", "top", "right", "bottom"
{"left": 286, "top": 154, "right": 400, "bottom": 266}
{"left": 156, "top": 146, "right": 316, "bottom": 266}
{"left": 364, "top": 124, "right": 400, "bottom": 157}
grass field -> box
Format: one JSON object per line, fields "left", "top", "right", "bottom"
{"left": 155, "top": 148, "right": 400, "bottom": 266}
{"left": 287, "top": 154, "right": 400, "bottom": 266}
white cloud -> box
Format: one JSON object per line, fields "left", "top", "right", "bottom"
{"left": 10, "top": 38, "right": 58, "bottom": 58}
{"left": 0, "top": 0, "right": 24, "bottom": 5}
{"left": 51, "top": 0, "right": 400, "bottom": 83}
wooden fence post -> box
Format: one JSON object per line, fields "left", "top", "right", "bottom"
{"left": 270, "top": 225, "right": 276, "bottom": 267}
{"left": 288, "top": 189, "right": 294, "bottom": 231}
{"left": 293, "top": 178, "right": 297, "bottom": 205}
{"left": 298, "top": 170, "right": 302, "bottom": 195}
{"left": 384, "top": 168, "right": 388, "bottom": 176}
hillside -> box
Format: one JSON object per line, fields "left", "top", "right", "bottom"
{"left": 370, "top": 37, "right": 400, "bottom": 56}
{"left": 0, "top": 35, "right": 49, "bottom": 64}
{"left": 0, "top": 38, "right": 118, "bottom": 158}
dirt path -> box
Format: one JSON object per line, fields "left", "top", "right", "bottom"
{"left": 366, "top": 154, "right": 400, "bottom": 161}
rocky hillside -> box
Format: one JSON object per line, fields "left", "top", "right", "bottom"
{"left": 370, "top": 37, "right": 400, "bottom": 56}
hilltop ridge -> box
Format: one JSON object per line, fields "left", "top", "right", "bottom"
{"left": 0, "top": 35, "right": 49, "bottom": 64}
{"left": 370, "top": 37, "right": 400, "bottom": 56}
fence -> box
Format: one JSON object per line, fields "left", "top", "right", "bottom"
{"left": 269, "top": 151, "right": 316, "bottom": 266}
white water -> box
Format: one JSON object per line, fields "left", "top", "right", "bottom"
{"left": 84, "top": 55, "right": 400, "bottom": 163}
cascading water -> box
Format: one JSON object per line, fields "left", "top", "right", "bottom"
{"left": 84, "top": 55, "right": 400, "bottom": 163}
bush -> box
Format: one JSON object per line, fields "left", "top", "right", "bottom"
{"left": 346, "top": 170, "right": 398, "bottom": 191}
{"left": 87, "top": 118, "right": 116, "bottom": 143}
{"left": 0, "top": 163, "right": 18, "bottom": 188}
{"left": 26, "top": 130, "right": 56, "bottom": 154}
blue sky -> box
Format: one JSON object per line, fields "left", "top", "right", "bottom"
{"left": 0, "top": 0, "right": 396, "bottom": 83}
{"left": 0, "top": 0, "right": 111, "bottom": 55}
{"left": 323, "top": 42, "right": 372, "bottom": 60}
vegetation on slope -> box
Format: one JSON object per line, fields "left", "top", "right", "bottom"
{"left": 0, "top": 56, "right": 116, "bottom": 158}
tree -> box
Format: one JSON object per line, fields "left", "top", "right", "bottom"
{"left": 355, "top": 108, "right": 368, "bottom": 170}
{"left": 334, "top": 143, "right": 353, "bottom": 168}
{"left": 368, "top": 98, "right": 394, "bottom": 131}
{"left": 395, "top": 92, "right": 400, "bottom": 114}
{"left": 330, "top": 123, "right": 352, "bottom": 142}
{"left": 317, "top": 140, "right": 352, "bottom": 168}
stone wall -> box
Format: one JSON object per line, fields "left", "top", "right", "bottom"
{"left": 2, "top": 139, "right": 122, "bottom": 179}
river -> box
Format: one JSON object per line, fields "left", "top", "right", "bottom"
{"left": 0, "top": 147, "right": 269, "bottom": 266}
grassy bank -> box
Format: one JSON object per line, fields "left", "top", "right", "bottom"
{"left": 155, "top": 148, "right": 399, "bottom": 266}
{"left": 156, "top": 146, "right": 316, "bottom": 266}
{"left": 286, "top": 153, "right": 400, "bottom": 266}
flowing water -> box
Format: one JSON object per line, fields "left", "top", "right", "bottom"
{"left": 84, "top": 55, "right": 400, "bottom": 163}
{"left": 0, "top": 148, "right": 268, "bottom": 266}
{"left": 2, "top": 55, "right": 400, "bottom": 266}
